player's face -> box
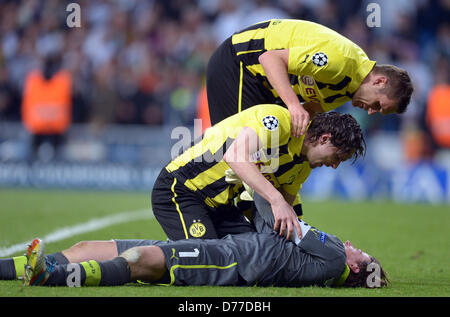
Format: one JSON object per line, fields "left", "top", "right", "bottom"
{"left": 344, "top": 240, "right": 371, "bottom": 273}
{"left": 306, "top": 134, "right": 353, "bottom": 169}
{"left": 352, "top": 75, "right": 398, "bottom": 115}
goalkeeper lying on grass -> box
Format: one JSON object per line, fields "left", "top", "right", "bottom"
{"left": 1, "top": 194, "right": 389, "bottom": 288}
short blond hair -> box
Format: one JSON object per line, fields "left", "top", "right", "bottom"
{"left": 372, "top": 64, "right": 413, "bottom": 114}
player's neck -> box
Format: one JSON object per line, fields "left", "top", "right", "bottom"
{"left": 300, "top": 140, "right": 311, "bottom": 158}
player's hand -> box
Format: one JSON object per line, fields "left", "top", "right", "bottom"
{"left": 288, "top": 104, "right": 310, "bottom": 138}
{"left": 271, "top": 197, "right": 302, "bottom": 240}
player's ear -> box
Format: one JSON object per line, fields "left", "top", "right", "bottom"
{"left": 319, "top": 133, "right": 332, "bottom": 144}
{"left": 373, "top": 75, "right": 388, "bottom": 87}
{"left": 349, "top": 262, "right": 360, "bottom": 274}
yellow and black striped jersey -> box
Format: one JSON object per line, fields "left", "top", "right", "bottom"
{"left": 231, "top": 19, "right": 376, "bottom": 112}
{"left": 165, "top": 104, "right": 312, "bottom": 208}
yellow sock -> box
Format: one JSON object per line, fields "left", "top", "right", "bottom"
{"left": 80, "top": 260, "right": 101, "bottom": 286}
{"left": 13, "top": 256, "right": 27, "bottom": 279}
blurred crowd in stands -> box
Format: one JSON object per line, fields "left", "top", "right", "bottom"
{"left": 0, "top": 0, "right": 449, "bottom": 162}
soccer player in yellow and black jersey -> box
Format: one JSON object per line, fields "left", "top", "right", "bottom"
{"left": 152, "top": 104, "right": 365, "bottom": 241}
{"left": 206, "top": 19, "right": 413, "bottom": 137}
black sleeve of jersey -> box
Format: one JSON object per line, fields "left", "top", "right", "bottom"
{"left": 293, "top": 203, "right": 303, "bottom": 217}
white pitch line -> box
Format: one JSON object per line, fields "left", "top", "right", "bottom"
{"left": 0, "top": 209, "right": 154, "bottom": 257}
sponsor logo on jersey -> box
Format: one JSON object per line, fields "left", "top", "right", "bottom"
{"left": 170, "top": 248, "right": 179, "bottom": 260}
{"left": 300, "top": 75, "right": 314, "bottom": 86}
{"left": 300, "top": 54, "right": 310, "bottom": 64}
{"left": 310, "top": 227, "right": 328, "bottom": 244}
{"left": 251, "top": 150, "right": 262, "bottom": 161}
{"left": 305, "top": 87, "right": 320, "bottom": 104}
{"left": 319, "top": 231, "right": 328, "bottom": 244}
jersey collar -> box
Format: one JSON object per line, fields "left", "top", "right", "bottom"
{"left": 333, "top": 264, "right": 350, "bottom": 286}
{"left": 349, "top": 60, "right": 376, "bottom": 94}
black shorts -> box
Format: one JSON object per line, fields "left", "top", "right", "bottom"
{"left": 151, "top": 168, "right": 255, "bottom": 240}
{"left": 206, "top": 37, "right": 279, "bottom": 125}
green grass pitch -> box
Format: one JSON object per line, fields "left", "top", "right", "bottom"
{"left": 0, "top": 188, "right": 449, "bottom": 298}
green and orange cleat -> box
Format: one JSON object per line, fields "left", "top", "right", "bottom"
{"left": 22, "top": 238, "right": 50, "bottom": 286}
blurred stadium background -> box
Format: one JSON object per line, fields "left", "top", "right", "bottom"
{"left": 0, "top": 0, "right": 449, "bottom": 205}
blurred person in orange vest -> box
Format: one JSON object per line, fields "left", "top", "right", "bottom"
{"left": 423, "top": 56, "right": 450, "bottom": 165}
{"left": 22, "top": 54, "right": 72, "bottom": 162}
{"left": 426, "top": 84, "right": 450, "bottom": 149}
{"left": 196, "top": 83, "right": 211, "bottom": 133}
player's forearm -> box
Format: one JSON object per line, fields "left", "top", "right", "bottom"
{"left": 223, "top": 130, "right": 283, "bottom": 205}
{"left": 225, "top": 159, "right": 284, "bottom": 205}
{"left": 279, "top": 188, "right": 296, "bottom": 205}
{"left": 259, "top": 50, "right": 302, "bottom": 109}
{"left": 223, "top": 126, "right": 285, "bottom": 204}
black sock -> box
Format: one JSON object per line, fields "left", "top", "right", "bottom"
{"left": 98, "top": 257, "right": 131, "bottom": 286}
{"left": 45, "top": 262, "right": 84, "bottom": 286}
{"left": 0, "top": 259, "right": 16, "bottom": 280}
{"left": 0, "top": 256, "right": 27, "bottom": 280}
{"left": 44, "top": 257, "right": 131, "bottom": 287}
{"left": 47, "top": 252, "right": 70, "bottom": 265}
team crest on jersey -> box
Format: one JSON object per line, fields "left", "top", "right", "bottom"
{"left": 189, "top": 220, "right": 206, "bottom": 238}
{"left": 311, "top": 52, "right": 328, "bottom": 67}
{"left": 262, "top": 115, "right": 279, "bottom": 131}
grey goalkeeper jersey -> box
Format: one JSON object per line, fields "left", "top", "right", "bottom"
{"left": 226, "top": 229, "right": 346, "bottom": 287}
{"left": 229, "top": 192, "right": 347, "bottom": 287}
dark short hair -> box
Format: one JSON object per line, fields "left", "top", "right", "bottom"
{"left": 306, "top": 112, "right": 366, "bottom": 163}
{"left": 372, "top": 64, "right": 414, "bottom": 114}
{"left": 343, "top": 256, "right": 390, "bottom": 288}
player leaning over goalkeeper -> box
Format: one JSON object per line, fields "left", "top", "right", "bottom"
{"left": 151, "top": 105, "right": 366, "bottom": 243}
